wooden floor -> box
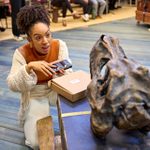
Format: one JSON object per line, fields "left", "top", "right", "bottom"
{"left": 0, "top": 3, "right": 150, "bottom": 150}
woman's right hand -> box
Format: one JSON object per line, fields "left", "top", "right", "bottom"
{"left": 26, "top": 61, "right": 56, "bottom": 77}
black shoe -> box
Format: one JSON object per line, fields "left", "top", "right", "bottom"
{"left": 0, "top": 27, "right": 5, "bottom": 32}
{"left": 109, "top": 6, "right": 116, "bottom": 10}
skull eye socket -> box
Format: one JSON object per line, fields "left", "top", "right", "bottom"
{"left": 101, "top": 65, "right": 107, "bottom": 78}
{"left": 100, "top": 34, "right": 105, "bottom": 41}
{"left": 99, "top": 58, "right": 109, "bottom": 85}
{"left": 99, "top": 58, "right": 109, "bottom": 74}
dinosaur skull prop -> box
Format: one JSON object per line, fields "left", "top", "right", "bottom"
{"left": 87, "top": 34, "right": 150, "bottom": 137}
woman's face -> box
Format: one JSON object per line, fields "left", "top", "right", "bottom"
{"left": 29, "top": 22, "right": 52, "bottom": 55}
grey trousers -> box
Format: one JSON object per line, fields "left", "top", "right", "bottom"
{"left": 90, "top": 0, "right": 106, "bottom": 18}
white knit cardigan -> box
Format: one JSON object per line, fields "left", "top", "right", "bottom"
{"left": 7, "top": 39, "right": 71, "bottom": 126}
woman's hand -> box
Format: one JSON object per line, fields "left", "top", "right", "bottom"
{"left": 26, "top": 61, "right": 56, "bottom": 77}
{"left": 50, "top": 60, "right": 65, "bottom": 75}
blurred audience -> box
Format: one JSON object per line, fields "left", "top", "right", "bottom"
{"left": 2, "top": 0, "right": 122, "bottom": 29}
{"left": 90, "top": 0, "right": 106, "bottom": 19}
{"left": 51, "top": 0, "right": 81, "bottom": 26}
{"left": 71, "top": 0, "right": 93, "bottom": 22}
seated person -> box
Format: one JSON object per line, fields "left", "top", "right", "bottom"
{"left": 71, "top": 0, "right": 93, "bottom": 22}
{"left": 7, "top": 5, "right": 72, "bottom": 149}
{"left": 51, "top": 0, "right": 81, "bottom": 26}
{"left": 90, "top": 0, "right": 106, "bottom": 19}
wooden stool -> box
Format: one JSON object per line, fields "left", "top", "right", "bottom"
{"left": 37, "top": 116, "right": 55, "bottom": 150}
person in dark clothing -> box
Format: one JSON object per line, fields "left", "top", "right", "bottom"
{"left": 51, "top": 0, "right": 80, "bottom": 26}
{"left": 10, "top": 0, "right": 25, "bottom": 41}
{"left": 109, "top": 0, "right": 117, "bottom": 10}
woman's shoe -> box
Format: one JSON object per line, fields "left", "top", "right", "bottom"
{"left": 13, "top": 36, "right": 24, "bottom": 41}
{"left": 97, "top": 15, "right": 102, "bottom": 19}
{"left": 82, "top": 14, "right": 89, "bottom": 22}
{"left": 62, "top": 19, "right": 67, "bottom": 27}
{"left": 0, "top": 27, "right": 5, "bottom": 32}
{"left": 72, "top": 13, "right": 81, "bottom": 19}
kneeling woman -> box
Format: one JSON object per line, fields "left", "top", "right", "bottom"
{"left": 7, "top": 5, "right": 71, "bottom": 149}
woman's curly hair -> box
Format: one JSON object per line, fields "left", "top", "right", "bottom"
{"left": 17, "top": 5, "right": 50, "bottom": 35}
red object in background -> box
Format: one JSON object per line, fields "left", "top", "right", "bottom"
{"left": 135, "top": 0, "right": 150, "bottom": 24}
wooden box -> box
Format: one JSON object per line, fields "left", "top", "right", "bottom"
{"left": 51, "top": 70, "right": 91, "bottom": 102}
